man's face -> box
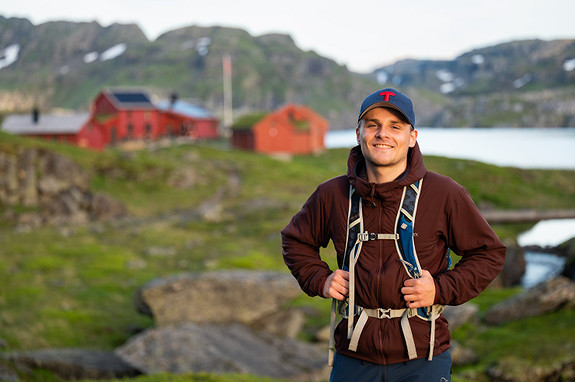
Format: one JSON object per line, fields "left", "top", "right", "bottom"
{"left": 356, "top": 107, "right": 417, "bottom": 180}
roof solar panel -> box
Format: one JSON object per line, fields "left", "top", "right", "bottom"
{"left": 112, "top": 92, "right": 152, "bottom": 104}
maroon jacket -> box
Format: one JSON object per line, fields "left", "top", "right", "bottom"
{"left": 281, "top": 143, "right": 506, "bottom": 365}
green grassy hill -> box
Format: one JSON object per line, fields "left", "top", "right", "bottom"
{"left": 1, "top": 132, "right": 575, "bottom": 381}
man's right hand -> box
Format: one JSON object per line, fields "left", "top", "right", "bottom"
{"left": 323, "top": 269, "right": 349, "bottom": 300}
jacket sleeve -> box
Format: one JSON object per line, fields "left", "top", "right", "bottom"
{"left": 434, "top": 186, "right": 507, "bottom": 306}
{"left": 281, "top": 185, "right": 335, "bottom": 298}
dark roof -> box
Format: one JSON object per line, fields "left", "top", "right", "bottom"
{"left": 105, "top": 90, "right": 155, "bottom": 110}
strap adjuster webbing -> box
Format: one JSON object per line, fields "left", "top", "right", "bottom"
{"left": 358, "top": 232, "right": 398, "bottom": 241}
{"left": 346, "top": 304, "right": 445, "bottom": 361}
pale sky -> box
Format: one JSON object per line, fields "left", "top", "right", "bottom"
{"left": 2, "top": 0, "right": 575, "bottom": 73}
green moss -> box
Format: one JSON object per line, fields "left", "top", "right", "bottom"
{"left": 292, "top": 118, "right": 310, "bottom": 131}
{"left": 231, "top": 112, "right": 267, "bottom": 130}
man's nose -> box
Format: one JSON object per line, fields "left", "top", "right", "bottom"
{"left": 375, "top": 126, "right": 387, "bottom": 138}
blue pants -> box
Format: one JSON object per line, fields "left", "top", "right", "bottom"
{"left": 330, "top": 350, "right": 452, "bottom": 382}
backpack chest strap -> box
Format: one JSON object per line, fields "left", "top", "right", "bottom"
{"left": 358, "top": 232, "right": 398, "bottom": 241}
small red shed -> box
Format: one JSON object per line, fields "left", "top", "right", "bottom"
{"left": 231, "top": 104, "right": 329, "bottom": 155}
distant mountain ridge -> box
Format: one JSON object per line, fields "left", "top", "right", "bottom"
{"left": 1, "top": 15, "right": 575, "bottom": 128}
{"left": 376, "top": 39, "right": 575, "bottom": 94}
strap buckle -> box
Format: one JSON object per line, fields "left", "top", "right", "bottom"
{"left": 377, "top": 308, "right": 392, "bottom": 319}
{"left": 358, "top": 232, "right": 377, "bottom": 242}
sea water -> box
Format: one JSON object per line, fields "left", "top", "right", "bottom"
{"left": 326, "top": 127, "right": 575, "bottom": 170}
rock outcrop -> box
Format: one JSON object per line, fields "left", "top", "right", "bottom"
{"left": 124, "top": 270, "right": 328, "bottom": 379}
{"left": 0, "top": 147, "right": 127, "bottom": 228}
{"left": 497, "top": 242, "right": 527, "bottom": 288}
{"left": 134, "top": 270, "right": 302, "bottom": 327}
{"left": 485, "top": 276, "right": 575, "bottom": 325}
{"left": 443, "top": 303, "right": 479, "bottom": 332}
{"left": 115, "top": 323, "right": 327, "bottom": 379}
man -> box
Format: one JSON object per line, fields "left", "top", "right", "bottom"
{"left": 281, "top": 88, "right": 506, "bottom": 381}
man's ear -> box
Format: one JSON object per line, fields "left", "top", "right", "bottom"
{"left": 356, "top": 121, "right": 363, "bottom": 145}
{"left": 409, "top": 129, "right": 418, "bottom": 148}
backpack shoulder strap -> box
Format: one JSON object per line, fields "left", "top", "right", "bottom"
{"left": 394, "top": 179, "right": 424, "bottom": 279}
{"left": 342, "top": 185, "right": 361, "bottom": 271}
{"left": 329, "top": 185, "right": 361, "bottom": 366}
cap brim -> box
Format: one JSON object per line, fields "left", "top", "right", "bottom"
{"left": 358, "top": 101, "right": 411, "bottom": 125}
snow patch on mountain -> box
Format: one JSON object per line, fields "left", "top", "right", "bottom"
{"left": 99, "top": 43, "right": 127, "bottom": 61}
{"left": 0, "top": 44, "right": 20, "bottom": 70}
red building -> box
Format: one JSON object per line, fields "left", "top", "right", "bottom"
{"left": 91, "top": 89, "right": 162, "bottom": 144}
{"left": 156, "top": 99, "right": 219, "bottom": 140}
{"left": 1, "top": 111, "right": 106, "bottom": 150}
{"left": 2, "top": 89, "right": 220, "bottom": 150}
{"left": 231, "top": 104, "right": 329, "bottom": 155}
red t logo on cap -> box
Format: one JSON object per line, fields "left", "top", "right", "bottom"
{"left": 379, "top": 91, "right": 395, "bottom": 101}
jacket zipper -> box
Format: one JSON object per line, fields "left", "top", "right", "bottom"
{"left": 374, "top": 196, "right": 387, "bottom": 363}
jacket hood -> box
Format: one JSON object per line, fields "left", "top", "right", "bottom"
{"left": 346, "top": 141, "right": 427, "bottom": 199}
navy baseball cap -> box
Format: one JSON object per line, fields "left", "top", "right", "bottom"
{"left": 358, "top": 88, "right": 416, "bottom": 127}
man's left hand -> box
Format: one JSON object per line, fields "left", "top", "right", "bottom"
{"left": 401, "top": 270, "right": 435, "bottom": 308}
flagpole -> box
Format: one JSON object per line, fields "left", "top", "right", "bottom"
{"left": 222, "top": 53, "right": 233, "bottom": 137}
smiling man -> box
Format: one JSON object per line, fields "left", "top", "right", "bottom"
{"left": 282, "top": 88, "right": 506, "bottom": 381}
{"left": 357, "top": 106, "right": 417, "bottom": 183}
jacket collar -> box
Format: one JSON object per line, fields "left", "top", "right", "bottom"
{"left": 346, "top": 142, "right": 427, "bottom": 199}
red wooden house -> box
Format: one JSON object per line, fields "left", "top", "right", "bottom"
{"left": 1, "top": 111, "right": 106, "bottom": 150}
{"left": 156, "top": 99, "right": 219, "bottom": 140}
{"left": 91, "top": 89, "right": 220, "bottom": 145}
{"left": 231, "top": 104, "right": 329, "bottom": 155}
{"left": 91, "top": 89, "right": 161, "bottom": 144}
{"left": 2, "top": 89, "right": 220, "bottom": 150}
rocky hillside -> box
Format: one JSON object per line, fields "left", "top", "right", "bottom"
{"left": 376, "top": 40, "right": 575, "bottom": 94}
{"left": 1, "top": 15, "right": 575, "bottom": 127}
{"left": 0, "top": 144, "right": 127, "bottom": 228}
{"left": 375, "top": 40, "right": 575, "bottom": 127}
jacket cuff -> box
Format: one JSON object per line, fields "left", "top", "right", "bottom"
{"left": 433, "top": 278, "right": 441, "bottom": 305}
